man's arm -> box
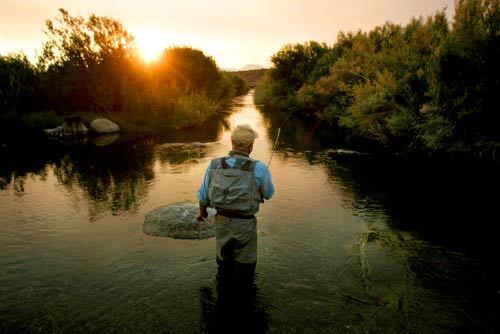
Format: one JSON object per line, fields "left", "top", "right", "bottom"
{"left": 196, "top": 166, "right": 211, "bottom": 221}
{"left": 255, "top": 161, "right": 275, "bottom": 200}
{"left": 197, "top": 202, "right": 208, "bottom": 222}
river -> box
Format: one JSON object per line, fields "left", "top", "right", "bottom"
{"left": 0, "top": 90, "right": 498, "bottom": 333}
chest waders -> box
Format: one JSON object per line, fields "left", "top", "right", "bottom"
{"left": 208, "top": 155, "right": 261, "bottom": 266}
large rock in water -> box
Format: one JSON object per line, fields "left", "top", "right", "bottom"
{"left": 90, "top": 118, "right": 120, "bottom": 134}
{"left": 143, "top": 203, "right": 216, "bottom": 239}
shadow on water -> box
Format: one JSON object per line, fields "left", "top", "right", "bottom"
{"left": 322, "top": 165, "right": 498, "bottom": 331}
{"left": 326, "top": 157, "right": 500, "bottom": 332}
{"left": 199, "top": 263, "right": 270, "bottom": 334}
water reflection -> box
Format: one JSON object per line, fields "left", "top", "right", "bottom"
{"left": 0, "top": 113, "right": 227, "bottom": 218}
{"left": 91, "top": 133, "right": 120, "bottom": 146}
{"left": 259, "top": 106, "right": 353, "bottom": 153}
{"left": 53, "top": 143, "right": 155, "bottom": 219}
{"left": 200, "top": 264, "right": 269, "bottom": 334}
{"left": 0, "top": 137, "right": 59, "bottom": 193}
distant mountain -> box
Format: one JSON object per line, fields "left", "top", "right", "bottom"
{"left": 239, "top": 64, "right": 264, "bottom": 71}
{"left": 224, "top": 64, "right": 265, "bottom": 72}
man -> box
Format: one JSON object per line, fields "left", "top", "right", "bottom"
{"left": 196, "top": 124, "right": 274, "bottom": 275}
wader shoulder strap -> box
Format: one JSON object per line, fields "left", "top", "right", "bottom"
{"left": 219, "top": 156, "right": 257, "bottom": 171}
{"left": 220, "top": 157, "right": 229, "bottom": 169}
{"left": 241, "top": 159, "right": 257, "bottom": 172}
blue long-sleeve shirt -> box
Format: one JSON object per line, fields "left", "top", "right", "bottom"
{"left": 197, "top": 154, "right": 274, "bottom": 205}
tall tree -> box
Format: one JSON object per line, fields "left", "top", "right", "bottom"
{"left": 38, "top": 8, "right": 137, "bottom": 112}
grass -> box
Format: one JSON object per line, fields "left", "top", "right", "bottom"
{"left": 7, "top": 93, "right": 225, "bottom": 135}
{"left": 19, "top": 111, "right": 63, "bottom": 130}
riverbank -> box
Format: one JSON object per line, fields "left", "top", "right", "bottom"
{"left": 0, "top": 90, "right": 249, "bottom": 138}
{"left": 0, "top": 10, "right": 249, "bottom": 136}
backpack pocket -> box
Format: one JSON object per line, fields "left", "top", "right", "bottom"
{"left": 209, "top": 171, "right": 252, "bottom": 208}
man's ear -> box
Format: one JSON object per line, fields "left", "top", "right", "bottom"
{"left": 248, "top": 143, "right": 254, "bottom": 153}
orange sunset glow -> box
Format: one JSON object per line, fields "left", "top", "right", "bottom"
{"left": 134, "top": 30, "right": 166, "bottom": 62}
{"left": 1, "top": 0, "right": 454, "bottom": 69}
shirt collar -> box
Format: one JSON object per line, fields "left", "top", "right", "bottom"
{"left": 228, "top": 149, "right": 249, "bottom": 157}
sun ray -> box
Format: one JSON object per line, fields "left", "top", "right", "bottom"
{"left": 134, "top": 30, "right": 167, "bottom": 63}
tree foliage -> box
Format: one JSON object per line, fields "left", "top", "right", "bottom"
{"left": 0, "top": 54, "right": 37, "bottom": 117}
{"left": 0, "top": 9, "right": 247, "bottom": 131}
{"left": 256, "top": 0, "right": 499, "bottom": 157}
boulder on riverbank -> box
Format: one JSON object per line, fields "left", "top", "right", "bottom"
{"left": 90, "top": 118, "right": 120, "bottom": 134}
{"left": 326, "top": 148, "right": 371, "bottom": 156}
{"left": 44, "top": 115, "right": 88, "bottom": 137}
{"left": 143, "top": 203, "right": 215, "bottom": 239}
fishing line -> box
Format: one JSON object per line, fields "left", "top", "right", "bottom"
{"left": 267, "top": 108, "right": 294, "bottom": 167}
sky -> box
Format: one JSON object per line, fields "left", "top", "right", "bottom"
{"left": 0, "top": 0, "right": 455, "bottom": 69}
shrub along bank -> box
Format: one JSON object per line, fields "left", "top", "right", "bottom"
{"left": 0, "top": 9, "right": 248, "bottom": 134}
{"left": 255, "top": 0, "right": 499, "bottom": 158}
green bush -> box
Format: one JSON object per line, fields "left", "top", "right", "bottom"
{"left": 256, "top": 0, "right": 500, "bottom": 157}
{"left": 173, "top": 94, "right": 219, "bottom": 128}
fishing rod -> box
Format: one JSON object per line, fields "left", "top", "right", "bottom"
{"left": 267, "top": 108, "right": 294, "bottom": 167}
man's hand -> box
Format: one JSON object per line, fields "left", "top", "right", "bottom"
{"left": 197, "top": 203, "right": 208, "bottom": 222}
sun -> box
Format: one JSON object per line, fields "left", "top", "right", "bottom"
{"left": 134, "top": 30, "right": 166, "bottom": 63}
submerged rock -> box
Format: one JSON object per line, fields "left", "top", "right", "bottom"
{"left": 143, "top": 203, "right": 215, "bottom": 239}
{"left": 90, "top": 118, "right": 120, "bottom": 134}
{"left": 44, "top": 115, "right": 88, "bottom": 137}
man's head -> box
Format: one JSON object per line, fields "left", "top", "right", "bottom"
{"left": 231, "top": 124, "right": 259, "bottom": 153}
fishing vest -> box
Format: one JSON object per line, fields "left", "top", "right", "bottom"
{"left": 207, "top": 155, "right": 262, "bottom": 215}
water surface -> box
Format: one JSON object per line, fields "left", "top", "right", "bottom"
{"left": 0, "top": 91, "right": 498, "bottom": 333}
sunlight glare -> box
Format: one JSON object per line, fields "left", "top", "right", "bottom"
{"left": 135, "top": 30, "right": 166, "bottom": 63}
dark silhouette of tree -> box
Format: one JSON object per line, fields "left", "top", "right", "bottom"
{"left": 0, "top": 54, "right": 37, "bottom": 118}
{"left": 38, "top": 8, "right": 137, "bottom": 113}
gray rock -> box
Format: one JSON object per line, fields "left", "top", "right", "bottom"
{"left": 44, "top": 115, "right": 88, "bottom": 137}
{"left": 143, "top": 203, "right": 215, "bottom": 239}
{"left": 44, "top": 125, "right": 64, "bottom": 136}
{"left": 90, "top": 118, "right": 120, "bottom": 134}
